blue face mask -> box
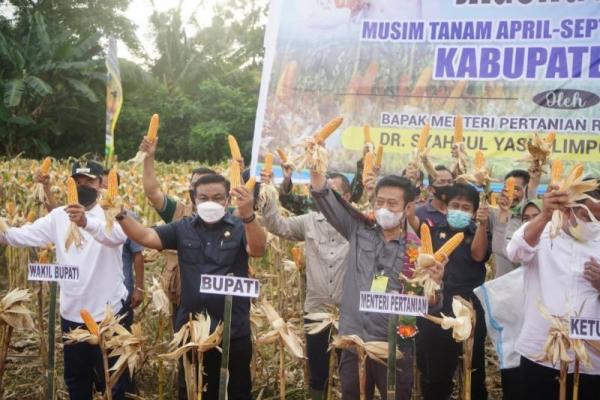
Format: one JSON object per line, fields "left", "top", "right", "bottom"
{"left": 447, "top": 210, "right": 472, "bottom": 230}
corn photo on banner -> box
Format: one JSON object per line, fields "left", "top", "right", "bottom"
{"left": 250, "top": 0, "right": 600, "bottom": 183}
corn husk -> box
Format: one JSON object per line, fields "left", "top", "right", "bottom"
{"left": 549, "top": 164, "right": 599, "bottom": 238}
{"left": 294, "top": 138, "right": 329, "bottom": 176}
{"left": 64, "top": 305, "right": 123, "bottom": 346}
{"left": 107, "top": 323, "right": 145, "bottom": 382}
{"left": 160, "top": 314, "right": 223, "bottom": 360}
{"left": 425, "top": 296, "right": 473, "bottom": 342}
{"left": 256, "top": 300, "right": 305, "bottom": 359}
{"left": 523, "top": 132, "right": 555, "bottom": 172}
{"left": 64, "top": 221, "right": 84, "bottom": 251}
{"left": 150, "top": 277, "right": 171, "bottom": 316}
{"left": 330, "top": 335, "right": 402, "bottom": 365}
{"left": 304, "top": 306, "right": 339, "bottom": 335}
{"left": 456, "top": 150, "right": 497, "bottom": 190}
{"left": 100, "top": 168, "right": 121, "bottom": 234}
{"left": 0, "top": 289, "right": 35, "bottom": 330}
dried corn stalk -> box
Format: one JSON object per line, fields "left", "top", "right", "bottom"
{"left": 161, "top": 314, "right": 223, "bottom": 400}
{"left": 130, "top": 114, "right": 159, "bottom": 163}
{"left": 0, "top": 289, "right": 35, "bottom": 330}
{"left": 65, "top": 177, "right": 84, "bottom": 251}
{"left": 256, "top": 300, "right": 305, "bottom": 359}
{"left": 106, "top": 323, "right": 145, "bottom": 384}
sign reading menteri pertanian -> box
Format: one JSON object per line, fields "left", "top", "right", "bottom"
{"left": 359, "top": 291, "right": 428, "bottom": 317}
{"left": 569, "top": 317, "right": 600, "bottom": 341}
{"left": 28, "top": 263, "right": 80, "bottom": 282}
{"left": 200, "top": 274, "right": 260, "bottom": 298}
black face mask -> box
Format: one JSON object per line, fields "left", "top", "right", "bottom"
{"left": 432, "top": 185, "right": 451, "bottom": 201}
{"left": 77, "top": 185, "right": 98, "bottom": 207}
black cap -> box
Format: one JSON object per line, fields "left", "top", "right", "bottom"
{"left": 71, "top": 160, "right": 104, "bottom": 179}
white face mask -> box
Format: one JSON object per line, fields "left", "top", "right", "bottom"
{"left": 196, "top": 201, "right": 226, "bottom": 224}
{"left": 375, "top": 208, "right": 404, "bottom": 230}
{"left": 568, "top": 215, "right": 600, "bottom": 242}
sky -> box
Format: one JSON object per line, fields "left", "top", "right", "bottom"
{"left": 122, "top": 0, "right": 220, "bottom": 62}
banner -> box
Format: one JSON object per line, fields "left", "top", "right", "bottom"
{"left": 251, "top": 0, "right": 600, "bottom": 183}
{"left": 105, "top": 37, "right": 123, "bottom": 167}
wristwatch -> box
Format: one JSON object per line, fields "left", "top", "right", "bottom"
{"left": 242, "top": 213, "right": 256, "bottom": 224}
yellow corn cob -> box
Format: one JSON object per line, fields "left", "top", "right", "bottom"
{"left": 505, "top": 177, "right": 516, "bottom": 203}
{"left": 245, "top": 177, "right": 256, "bottom": 191}
{"left": 228, "top": 135, "right": 243, "bottom": 161}
{"left": 26, "top": 210, "right": 36, "bottom": 223}
{"left": 363, "top": 152, "right": 374, "bottom": 178}
{"left": 314, "top": 116, "right": 343, "bottom": 144}
{"left": 106, "top": 169, "right": 118, "bottom": 201}
{"left": 80, "top": 309, "right": 99, "bottom": 336}
{"left": 40, "top": 157, "right": 51, "bottom": 175}
{"left": 546, "top": 131, "right": 556, "bottom": 144}
{"left": 420, "top": 224, "right": 433, "bottom": 255}
{"left": 434, "top": 232, "right": 465, "bottom": 262}
{"left": 417, "top": 123, "right": 430, "bottom": 152}
{"left": 230, "top": 161, "right": 241, "bottom": 188}
{"left": 276, "top": 148, "right": 287, "bottom": 163}
{"left": 291, "top": 247, "right": 303, "bottom": 269}
{"left": 363, "top": 125, "right": 372, "bottom": 144}
{"left": 38, "top": 249, "right": 49, "bottom": 264}
{"left": 454, "top": 115, "right": 463, "bottom": 143}
{"left": 374, "top": 145, "right": 384, "bottom": 168}
{"left": 263, "top": 153, "right": 273, "bottom": 174}
{"left": 474, "top": 151, "right": 485, "bottom": 170}
{"left": 147, "top": 114, "right": 159, "bottom": 142}
{"left": 551, "top": 160, "right": 563, "bottom": 185}
{"left": 66, "top": 177, "right": 78, "bottom": 205}
{"left": 5, "top": 202, "right": 15, "bottom": 217}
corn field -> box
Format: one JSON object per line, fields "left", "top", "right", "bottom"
{"left": 0, "top": 157, "right": 503, "bottom": 399}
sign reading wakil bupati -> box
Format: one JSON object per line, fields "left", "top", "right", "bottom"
{"left": 200, "top": 274, "right": 260, "bottom": 298}
{"left": 569, "top": 317, "right": 600, "bottom": 341}
{"left": 359, "top": 291, "right": 428, "bottom": 317}
{"left": 28, "top": 263, "right": 80, "bottom": 282}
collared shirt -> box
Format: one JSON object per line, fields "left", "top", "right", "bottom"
{"left": 312, "top": 186, "right": 421, "bottom": 341}
{"left": 154, "top": 213, "right": 250, "bottom": 338}
{"left": 0, "top": 205, "right": 128, "bottom": 322}
{"left": 122, "top": 238, "right": 143, "bottom": 295}
{"left": 507, "top": 223, "right": 600, "bottom": 374}
{"left": 430, "top": 219, "right": 492, "bottom": 297}
{"left": 261, "top": 196, "right": 349, "bottom": 313}
{"left": 415, "top": 199, "right": 447, "bottom": 228}
{"left": 489, "top": 208, "right": 522, "bottom": 278}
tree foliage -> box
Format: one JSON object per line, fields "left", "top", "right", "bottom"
{"left": 0, "top": 0, "right": 266, "bottom": 163}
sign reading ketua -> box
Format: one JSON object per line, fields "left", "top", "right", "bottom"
{"left": 200, "top": 274, "right": 260, "bottom": 298}
{"left": 569, "top": 317, "right": 600, "bottom": 341}
{"left": 28, "top": 263, "right": 80, "bottom": 282}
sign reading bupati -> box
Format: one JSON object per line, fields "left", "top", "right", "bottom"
{"left": 569, "top": 317, "right": 600, "bottom": 341}
{"left": 359, "top": 291, "right": 428, "bottom": 317}
{"left": 251, "top": 0, "right": 600, "bottom": 183}
{"left": 28, "top": 263, "right": 80, "bottom": 282}
{"left": 200, "top": 274, "right": 260, "bottom": 298}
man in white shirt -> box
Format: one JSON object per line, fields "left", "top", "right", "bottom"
{"left": 0, "top": 160, "right": 131, "bottom": 399}
{"left": 507, "top": 178, "right": 600, "bottom": 399}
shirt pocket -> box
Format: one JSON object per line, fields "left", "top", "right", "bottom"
{"left": 180, "top": 239, "right": 203, "bottom": 264}
{"left": 356, "top": 229, "right": 376, "bottom": 277}
{"left": 217, "top": 240, "right": 240, "bottom": 267}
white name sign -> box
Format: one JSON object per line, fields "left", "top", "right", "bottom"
{"left": 200, "top": 274, "right": 260, "bottom": 298}
{"left": 569, "top": 317, "right": 600, "bottom": 341}
{"left": 359, "top": 291, "right": 428, "bottom": 317}
{"left": 28, "top": 263, "right": 80, "bottom": 282}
